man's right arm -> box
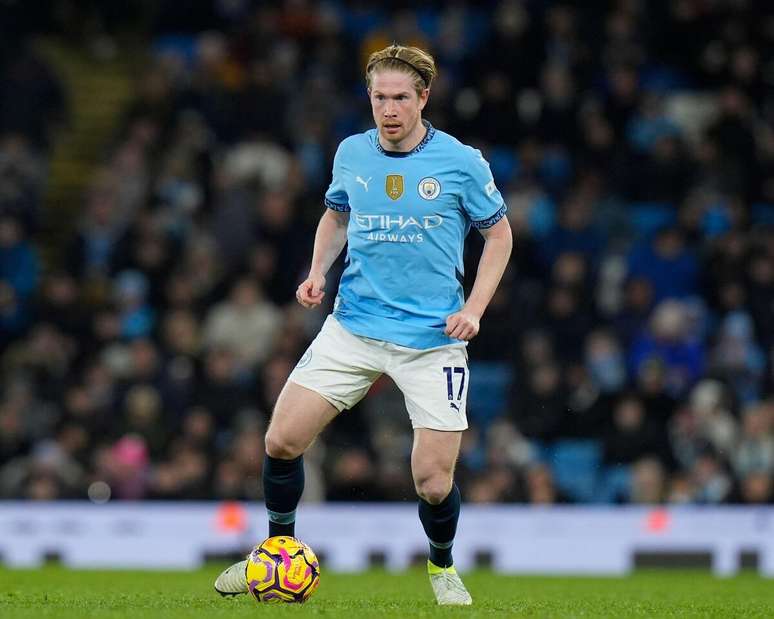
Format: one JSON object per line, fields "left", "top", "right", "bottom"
{"left": 296, "top": 209, "right": 349, "bottom": 308}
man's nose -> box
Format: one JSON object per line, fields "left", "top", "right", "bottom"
{"left": 383, "top": 100, "right": 397, "bottom": 116}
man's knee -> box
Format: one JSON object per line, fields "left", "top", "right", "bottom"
{"left": 264, "top": 428, "right": 305, "bottom": 460}
{"left": 415, "top": 473, "right": 453, "bottom": 505}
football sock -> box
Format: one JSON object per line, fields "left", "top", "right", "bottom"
{"left": 263, "top": 454, "right": 304, "bottom": 537}
{"left": 418, "top": 483, "right": 460, "bottom": 568}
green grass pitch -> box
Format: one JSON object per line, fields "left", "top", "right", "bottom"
{"left": 1, "top": 565, "right": 773, "bottom": 618}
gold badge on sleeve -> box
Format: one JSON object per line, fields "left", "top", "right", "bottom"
{"left": 385, "top": 174, "right": 404, "bottom": 200}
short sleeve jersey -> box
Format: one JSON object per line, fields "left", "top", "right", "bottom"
{"left": 324, "top": 121, "right": 506, "bottom": 349}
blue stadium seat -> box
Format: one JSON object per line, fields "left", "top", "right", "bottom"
{"left": 595, "top": 465, "right": 633, "bottom": 504}
{"left": 629, "top": 202, "right": 676, "bottom": 238}
{"left": 466, "top": 361, "right": 512, "bottom": 428}
{"left": 548, "top": 440, "right": 603, "bottom": 503}
{"left": 488, "top": 147, "right": 518, "bottom": 186}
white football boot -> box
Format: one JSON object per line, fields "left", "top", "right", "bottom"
{"left": 427, "top": 560, "right": 473, "bottom": 605}
{"left": 214, "top": 558, "right": 249, "bottom": 596}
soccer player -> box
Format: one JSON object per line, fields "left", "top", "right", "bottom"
{"left": 215, "top": 44, "right": 512, "bottom": 605}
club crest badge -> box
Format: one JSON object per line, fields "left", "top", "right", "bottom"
{"left": 418, "top": 177, "right": 441, "bottom": 200}
{"left": 386, "top": 174, "right": 404, "bottom": 200}
{"left": 296, "top": 348, "right": 312, "bottom": 368}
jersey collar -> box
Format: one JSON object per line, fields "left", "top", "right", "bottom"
{"left": 374, "top": 120, "right": 435, "bottom": 158}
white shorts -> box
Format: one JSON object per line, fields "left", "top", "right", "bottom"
{"left": 288, "top": 315, "right": 469, "bottom": 431}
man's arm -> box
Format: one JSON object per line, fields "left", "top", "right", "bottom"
{"left": 445, "top": 216, "right": 513, "bottom": 340}
{"left": 296, "top": 208, "right": 350, "bottom": 308}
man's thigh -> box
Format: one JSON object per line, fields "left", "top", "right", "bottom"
{"left": 388, "top": 344, "right": 469, "bottom": 431}
{"left": 287, "top": 315, "right": 382, "bottom": 411}
{"left": 411, "top": 427, "right": 463, "bottom": 480}
{"left": 266, "top": 380, "right": 340, "bottom": 454}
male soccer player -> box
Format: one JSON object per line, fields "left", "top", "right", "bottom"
{"left": 215, "top": 44, "right": 512, "bottom": 605}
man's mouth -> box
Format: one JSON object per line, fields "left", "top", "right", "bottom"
{"left": 383, "top": 123, "right": 401, "bottom": 133}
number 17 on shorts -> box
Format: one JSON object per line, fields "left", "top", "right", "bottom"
{"left": 443, "top": 366, "right": 466, "bottom": 412}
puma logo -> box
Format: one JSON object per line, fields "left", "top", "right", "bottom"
{"left": 356, "top": 176, "right": 372, "bottom": 191}
{"left": 450, "top": 402, "right": 460, "bottom": 411}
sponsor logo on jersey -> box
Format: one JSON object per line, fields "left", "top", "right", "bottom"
{"left": 418, "top": 177, "right": 441, "bottom": 200}
{"left": 354, "top": 213, "right": 443, "bottom": 244}
{"left": 354, "top": 214, "right": 443, "bottom": 230}
{"left": 386, "top": 174, "right": 404, "bottom": 200}
{"left": 485, "top": 179, "right": 497, "bottom": 197}
{"left": 356, "top": 175, "right": 372, "bottom": 191}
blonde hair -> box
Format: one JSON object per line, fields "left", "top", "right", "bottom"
{"left": 365, "top": 44, "right": 437, "bottom": 94}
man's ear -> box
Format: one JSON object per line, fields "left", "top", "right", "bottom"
{"left": 418, "top": 88, "right": 430, "bottom": 110}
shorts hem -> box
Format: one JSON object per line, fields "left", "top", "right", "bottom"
{"left": 410, "top": 422, "right": 468, "bottom": 432}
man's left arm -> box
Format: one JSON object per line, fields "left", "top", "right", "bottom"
{"left": 445, "top": 216, "right": 513, "bottom": 341}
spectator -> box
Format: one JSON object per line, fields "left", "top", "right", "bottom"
{"left": 3, "top": 1, "right": 774, "bottom": 506}
{"left": 691, "top": 451, "right": 733, "bottom": 504}
{"left": 629, "top": 457, "right": 666, "bottom": 504}
{"left": 202, "top": 277, "right": 283, "bottom": 370}
{"left": 97, "top": 434, "right": 151, "bottom": 500}
{"left": 33, "top": 272, "right": 89, "bottom": 339}
{"left": 584, "top": 329, "right": 627, "bottom": 394}
{"left": 669, "top": 380, "right": 738, "bottom": 472}
{"left": 194, "top": 347, "right": 252, "bottom": 426}
{"left": 0, "top": 44, "right": 67, "bottom": 150}
{"left": 732, "top": 402, "right": 774, "bottom": 479}
{"left": 627, "top": 227, "right": 699, "bottom": 303}
{"left": 628, "top": 300, "right": 704, "bottom": 397}
{"left": 539, "top": 192, "right": 604, "bottom": 269}
{"left": 635, "top": 358, "right": 677, "bottom": 434}
{"left": 603, "top": 395, "right": 670, "bottom": 467}
{"left": 746, "top": 250, "right": 774, "bottom": 348}
{"left": 611, "top": 276, "right": 654, "bottom": 347}
{"left": 522, "top": 463, "right": 568, "bottom": 505}
{"left": 0, "top": 133, "right": 46, "bottom": 232}
{"left": 709, "top": 311, "right": 766, "bottom": 405}
{"left": 510, "top": 361, "right": 568, "bottom": 442}
{"left": 0, "top": 213, "right": 38, "bottom": 301}
{"left": 113, "top": 270, "right": 156, "bottom": 340}
{"left": 66, "top": 182, "right": 125, "bottom": 283}
{"left": 736, "top": 472, "right": 773, "bottom": 504}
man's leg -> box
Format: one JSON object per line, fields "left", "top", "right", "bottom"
{"left": 411, "top": 428, "right": 463, "bottom": 568}
{"left": 411, "top": 428, "right": 471, "bottom": 605}
{"left": 215, "top": 316, "right": 381, "bottom": 596}
{"left": 263, "top": 380, "right": 339, "bottom": 537}
{"left": 214, "top": 381, "right": 338, "bottom": 596}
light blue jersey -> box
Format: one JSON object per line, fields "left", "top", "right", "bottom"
{"left": 324, "top": 121, "right": 506, "bottom": 349}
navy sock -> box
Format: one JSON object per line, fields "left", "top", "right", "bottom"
{"left": 418, "top": 483, "right": 461, "bottom": 568}
{"left": 263, "top": 454, "right": 304, "bottom": 537}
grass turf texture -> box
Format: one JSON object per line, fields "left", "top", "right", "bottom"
{"left": 1, "top": 566, "right": 773, "bottom": 618}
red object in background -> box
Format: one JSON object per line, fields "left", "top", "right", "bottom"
{"left": 215, "top": 502, "right": 248, "bottom": 533}
{"left": 646, "top": 508, "right": 670, "bottom": 533}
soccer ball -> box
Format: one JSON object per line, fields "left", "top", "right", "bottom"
{"left": 245, "top": 536, "right": 320, "bottom": 603}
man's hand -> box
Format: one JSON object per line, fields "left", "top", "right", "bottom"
{"left": 445, "top": 310, "right": 480, "bottom": 341}
{"left": 296, "top": 274, "right": 326, "bottom": 308}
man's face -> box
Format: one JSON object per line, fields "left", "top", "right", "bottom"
{"left": 369, "top": 70, "right": 428, "bottom": 147}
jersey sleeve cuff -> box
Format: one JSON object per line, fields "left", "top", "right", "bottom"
{"left": 471, "top": 204, "right": 507, "bottom": 229}
{"left": 325, "top": 198, "right": 351, "bottom": 212}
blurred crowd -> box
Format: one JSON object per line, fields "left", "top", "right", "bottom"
{"left": 1, "top": 0, "right": 774, "bottom": 505}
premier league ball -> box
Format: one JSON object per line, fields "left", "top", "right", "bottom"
{"left": 245, "top": 536, "right": 320, "bottom": 603}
